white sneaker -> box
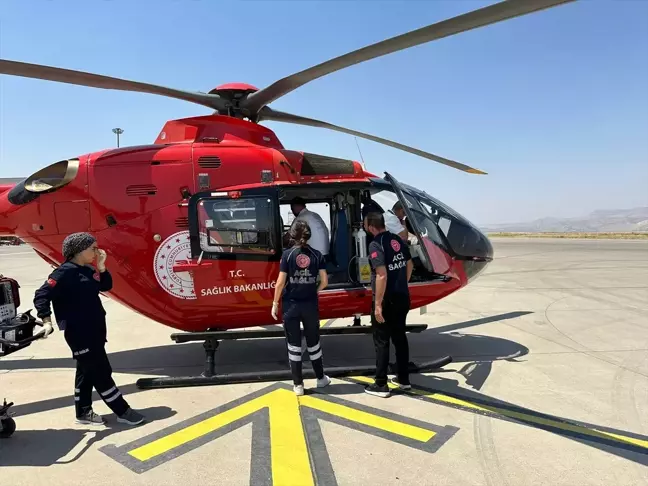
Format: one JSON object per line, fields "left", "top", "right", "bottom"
{"left": 294, "top": 384, "right": 304, "bottom": 396}
{"left": 316, "top": 375, "right": 331, "bottom": 388}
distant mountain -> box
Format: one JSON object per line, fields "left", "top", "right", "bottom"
{"left": 481, "top": 207, "right": 648, "bottom": 233}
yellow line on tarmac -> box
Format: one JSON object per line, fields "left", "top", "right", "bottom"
{"left": 270, "top": 389, "right": 313, "bottom": 486}
{"left": 300, "top": 394, "right": 435, "bottom": 442}
{"left": 128, "top": 389, "right": 314, "bottom": 486}
{"left": 128, "top": 396, "right": 266, "bottom": 461}
{"left": 351, "top": 376, "right": 648, "bottom": 450}
{"left": 413, "top": 389, "right": 648, "bottom": 450}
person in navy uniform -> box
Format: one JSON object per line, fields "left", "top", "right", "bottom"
{"left": 363, "top": 212, "right": 413, "bottom": 398}
{"left": 33, "top": 232, "right": 145, "bottom": 426}
{"left": 272, "top": 220, "right": 331, "bottom": 395}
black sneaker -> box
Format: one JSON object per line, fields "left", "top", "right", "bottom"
{"left": 364, "top": 383, "right": 390, "bottom": 398}
{"left": 389, "top": 377, "right": 412, "bottom": 390}
{"left": 117, "top": 408, "right": 145, "bottom": 426}
{"left": 76, "top": 411, "right": 105, "bottom": 426}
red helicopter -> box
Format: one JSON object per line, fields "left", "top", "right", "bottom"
{"left": 0, "top": 0, "right": 572, "bottom": 386}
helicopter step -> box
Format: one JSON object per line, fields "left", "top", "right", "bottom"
{"left": 136, "top": 324, "right": 451, "bottom": 390}
{"left": 136, "top": 357, "right": 452, "bottom": 390}
{"left": 169, "top": 324, "right": 428, "bottom": 344}
{"left": 171, "top": 324, "right": 428, "bottom": 380}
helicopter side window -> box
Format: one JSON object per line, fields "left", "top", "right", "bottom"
{"left": 196, "top": 196, "right": 276, "bottom": 255}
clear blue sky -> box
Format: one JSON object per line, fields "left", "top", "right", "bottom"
{"left": 1, "top": 0, "right": 647, "bottom": 225}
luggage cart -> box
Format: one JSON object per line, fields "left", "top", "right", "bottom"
{"left": 0, "top": 275, "right": 48, "bottom": 438}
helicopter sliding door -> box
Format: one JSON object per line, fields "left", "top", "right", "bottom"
{"left": 383, "top": 172, "right": 454, "bottom": 276}
{"left": 184, "top": 187, "right": 283, "bottom": 325}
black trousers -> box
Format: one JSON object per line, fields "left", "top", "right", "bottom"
{"left": 74, "top": 347, "right": 129, "bottom": 418}
{"left": 282, "top": 298, "right": 325, "bottom": 385}
{"left": 371, "top": 293, "right": 411, "bottom": 387}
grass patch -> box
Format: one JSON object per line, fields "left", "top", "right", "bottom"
{"left": 487, "top": 232, "right": 648, "bottom": 240}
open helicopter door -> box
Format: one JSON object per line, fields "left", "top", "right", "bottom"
{"left": 383, "top": 172, "right": 454, "bottom": 276}
{"left": 182, "top": 187, "right": 283, "bottom": 324}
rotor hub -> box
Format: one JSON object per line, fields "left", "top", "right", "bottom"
{"left": 1, "top": 0, "right": 568, "bottom": 174}
{"left": 210, "top": 83, "right": 258, "bottom": 93}
{"left": 208, "top": 83, "right": 259, "bottom": 118}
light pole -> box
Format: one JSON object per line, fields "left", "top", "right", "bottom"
{"left": 112, "top": 127, "right": 124, "bottom": 147}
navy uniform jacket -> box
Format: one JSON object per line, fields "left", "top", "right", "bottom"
{"left": 33, "top": 261, "right": 113, "bottom": 357}
{"left": 368, "top": 231, "right": 411, "bottom": 302}
{"left": 280, "top": 245, "right": 326, "bottom": 302}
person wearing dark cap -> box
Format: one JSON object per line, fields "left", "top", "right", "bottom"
{"left": 33, "top": 232, "right": 145, "bottom": 426}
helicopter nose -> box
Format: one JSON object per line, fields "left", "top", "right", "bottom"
{"left": 437, "top": 212, "right": 493, "bottom": 282}
{"left": 458, "top": 227, "right": 493, "bottom": 282}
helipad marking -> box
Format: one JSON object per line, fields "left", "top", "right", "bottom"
{"left": 100, "top": 382, "right": 457, "bottom": 484}
{"left": 350, "top": 376, "right": 648, "bottom": 453}
{"left": 319, "top": 319, "right": 336, "bottom": 327}
{"left": 299, "top": 394, "right": 435, "bottom": 442}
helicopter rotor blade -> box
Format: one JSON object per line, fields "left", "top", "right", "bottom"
{"left": 0, "top": 59, "right": 230, "bottom": 112}
{"left": 240, "top": 0, "right": 575, "bottom": 115}
{"left": 258, "top": 107, "right": 486, "bottom": 175}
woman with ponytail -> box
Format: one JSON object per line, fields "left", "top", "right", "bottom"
{"left": 271, "top": 220, "right": 331, "bottom": 395}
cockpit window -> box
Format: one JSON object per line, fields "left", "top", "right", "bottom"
{"left": 395, "top": 190, "right": 450, "bottom": 253}
{"left": 402, "top": 183, "right": 475, "bottom": 228}
{"left": 401, "top": 183, "right": 492, "bottom": 260}
{"left": 369, "top": 185, "right": 449, "bottom": 255}
{"left": 369, "top": 189, "right": 398, "bottom": 215}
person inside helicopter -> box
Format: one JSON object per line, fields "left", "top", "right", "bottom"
{"left": 285, "top": 197, "right": 330, "bottom": 258}
{"left": 361, "top": 196, "right": 408, "bottom": 242}
{"left": 390, "top": 201, "right": 414, "bottom": 236}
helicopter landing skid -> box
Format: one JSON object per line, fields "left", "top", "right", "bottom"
{"left": 136, "top": 325, "right": 452, "bottom": 390}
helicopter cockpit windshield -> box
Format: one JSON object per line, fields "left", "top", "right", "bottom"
{"left": 400, "top": 182, "right": 493, "bottom": 262}
{"left": 372, "top": 173, "right": 493, "bottom": 282}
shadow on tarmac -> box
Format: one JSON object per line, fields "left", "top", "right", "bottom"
{"left": 0, "top": 406, "right": 176, "bottom": 467}
{"left": 349, "top": 373, "right": 648, "bottom": 468}
{"left": 10, "top": 311, "right": 646, "bottom": 468}
{"left": 0, "top": 311, "right": 531, "bottom": 381}
{"left": 2, "top": 311, "right": 529, "bottom": 427}
{"left": 298, "top": 376, "right": 648, "bottom": 467}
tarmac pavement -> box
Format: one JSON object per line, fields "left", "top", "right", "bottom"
{"left": 1, "top": 238, "right": 647, "bottom": 485}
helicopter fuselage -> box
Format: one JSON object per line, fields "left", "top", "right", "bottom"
{"left": 0, "top": 115, "right": 492, "bottom": 332}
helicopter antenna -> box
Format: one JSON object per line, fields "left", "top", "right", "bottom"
{"left": 354, "top": 136, "right": 366, "bottom": 171}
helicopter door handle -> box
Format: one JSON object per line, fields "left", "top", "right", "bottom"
{"left": 172, "top": 260, "right": 213, "bottom": 272}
